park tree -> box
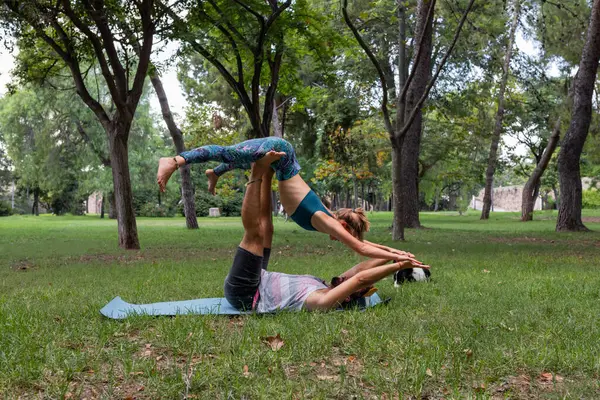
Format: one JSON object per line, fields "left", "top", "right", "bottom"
{"left": 520, "top": 118, "right": 561, "bottom": 220}
{"left": 0, "top": 135, "right": 10, "bottom": 190}
{"left": 342, "top": 0, "right": 475, "bottom": 240}
{"left": 508, "top": 70, "right": 568, "bottom": 221}
{"left": 0, "top": 87, "right": 47, "bottom": 215}
{"left": 121, "top": 27, "right": 198, "bottom": 229}
{"left": 0, "top": 85, "right": 92, "bottom": 215}
{"left": 555, "top": 0, "right": 600, "bottom": 231}
{"left": 480, "top": 0, "right": 521, "bottom": 220}
{"left": 1, "top": 0, "right": 160, "bottom": 249}
{"left": 418, "top": 82, "right": 494, "bottom": 211}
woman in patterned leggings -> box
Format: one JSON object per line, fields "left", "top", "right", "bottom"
{"left": 157, "top": 137, "right": 413, "bottom": 261}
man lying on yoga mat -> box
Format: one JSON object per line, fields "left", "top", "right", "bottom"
{"left": 223, "top": 152, "right": 430, "bottom": 312}
{"left": 157, "top": 137, "right": 411, "bottom": 261}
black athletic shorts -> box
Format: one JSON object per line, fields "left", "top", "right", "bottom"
{"left": 223, "top": 247, "right": 271, "bottom": 310}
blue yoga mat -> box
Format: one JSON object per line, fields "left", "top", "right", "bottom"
{"left": 100, "top": 293, "right": 384, "bottom": 319}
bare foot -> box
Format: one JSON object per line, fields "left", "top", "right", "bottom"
{"left": 205, "top": 169, "right": 219, "bottom": 195}
{"left": 157, "top": 157, "right": 178, "bottom": 192}
{"left": 255, "top": 150, "right": 286, "bottom": 169}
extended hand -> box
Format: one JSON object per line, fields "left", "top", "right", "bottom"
{"left": 393, "top": 259, "right": 430, "bottom": 270}
{"left": 392, "top": 253, "right": 427, "bottom": 267}
{"left": 386, "top": 247, "right": 415, "bottom": 258}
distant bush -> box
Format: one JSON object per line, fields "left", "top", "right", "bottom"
{"left": 138, "top": 203, "right": 176, "bottom": 217}
{"left": 193, "top": 190, "right": 243, "bottom": 217}
{"left": 195, "top": 191, "right": 223, "bottom": 217}
{"left": 0, "top": 200, "right": 13, "bottom": 216}
{"left": 221, "top": 191, "right": 243, "bottom": 216}
{"left": 582, "top": 189, "right": 600, "bottom": 209}
{"left": 133, "top": 189, "right": 160, "bottom": 215}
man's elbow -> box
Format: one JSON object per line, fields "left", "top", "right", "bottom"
{"left": 314, "top": 298, "right": 336, "bottom": 311}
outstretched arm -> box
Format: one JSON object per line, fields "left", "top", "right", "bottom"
{"left": 363, "top": 240, "right": 415, "bottom": 258}
{"left": 337, "top": 258, "right": 391, "bottom": 281}
{"left": 312, "top": 215, "right": 420, "bottom": 261}
{"left": 306, "top": 260, "right": 430, "bottom": 311}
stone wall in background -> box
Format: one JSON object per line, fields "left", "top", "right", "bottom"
{"left": 471, "top": 177, "right": 597, "bottom": 212}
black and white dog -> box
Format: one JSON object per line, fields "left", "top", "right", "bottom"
{"left": 394, "top": 268, "right": 431, "bottom": 287}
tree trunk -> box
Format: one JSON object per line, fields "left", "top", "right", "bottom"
{"left": 448, "top": 191, "right": 457, "bottom": 211}
{"left": 521, "top": 119, "right": 561, "bottom": 221}
{"left": 391, "top": 142, "right": 405, "bottom": 239}
{"left": 401, "top": 0, "right": 435, "bottom": 229}
{"left": 108, "top": 128, "right": 140, "bottom": 249}
{"left": 391, "top": 0, "right": 409, "bottom": 240}
{"left": 108, "top": 191, "right": 117, "bottom": 219}
{"left": 541, "top": 192, "right": 549, "bottom": 210}
{"left": 272, "top": 98, "right": 283, "bottom": 138}
{"left": 361, "top": 183, "right": 365, "bottom": 209}
{"left": 100, "top": 192, "right": 105, "bottom": 219}
{"left": 557, "top": 0, "right": 600, "bottom": 231}
{"left": 149, "top": 71, "right": 198, "bottom": 229}
{"left": 481, "top": 0, "right": 521, "bottom": 220}
{"left": 32, "top": 188, "right": 39, "bottom": 216}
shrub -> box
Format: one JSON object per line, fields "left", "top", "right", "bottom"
{"left": 221, "top": 191, "right": 243, "bottom": 216}
{"left": 0, "top": 200, "right": 13, "bottom": 216}
{"left": 582, "top": 189, "right": 600, "bottom": 209}
{"left": 138, "top": 203, "right": 176, "bottom": 217}
{"left": 195, "top": 191, "right": 223, "bottom": 217}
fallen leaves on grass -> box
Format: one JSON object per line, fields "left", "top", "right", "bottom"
{"left": 464, "top": 348, "right": 473, "bottom": 359}
{"left": 243, "top": 364, "right": 251, "bottom": 378}
{"left": 493, "top": 374, "right": 531, "bottom": 396}
{"left": 483, "top": 269, "right": 491, "bottom": 273}
{"left": 262, "top": 333, "right": 284, "bottom": 351}
{"left": 228, "top": 316, "right": 245, "bottom": 329}
{"left": 142, "top": 343, "right": 153, "bottom": 357}
{"left": 425, "top": 368, "right": 433, "bottom": 377}
{"left": 538, "top": 372, "right": 564, "bottom": 384}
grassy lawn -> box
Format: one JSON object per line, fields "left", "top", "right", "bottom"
{"left": 1, "top": 210, "right": 600, "bottom": 399}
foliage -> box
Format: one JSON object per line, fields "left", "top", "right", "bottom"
{"left": 193, "top": 188, "right": 243, "bottom": 218}
{"left": 0, "top": 200, "right": 12, "bottom": 216}
{"left": 194, "top": 191, "right": 223, "bottom": 217}
{"left": 582, "top": 189, "right": 600, "bottom": 209}
{"left": 138, "top": 203, "right": 176, "bottom": 218}
{"left": 220, "top": 191, "right": 244, "bottom": 217}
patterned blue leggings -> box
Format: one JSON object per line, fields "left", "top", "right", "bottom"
{"left": 178, "top": 137, "right": 301, "bottom": 181}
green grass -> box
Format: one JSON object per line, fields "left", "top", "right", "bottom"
{"left": 1, "top": 211, "right": 600, "bottom": 399}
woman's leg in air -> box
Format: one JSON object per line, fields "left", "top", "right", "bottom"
{"left": 157, "top": 137, "right": 297, "bottom": 193}
{"left": 259, "top": 168, "right": 275, "bottom": 270}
